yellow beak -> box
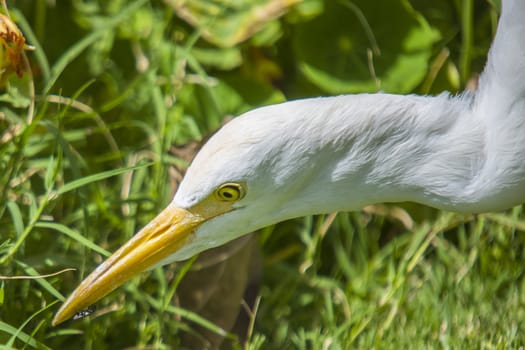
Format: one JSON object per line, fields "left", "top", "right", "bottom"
{"left": 52, "top": 204, "right": 204, "bottom": 326}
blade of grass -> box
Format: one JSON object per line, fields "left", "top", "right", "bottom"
{"left": 0, "top": 186, "right": 54, "bottom": 264}
{"left": 0, "top": 318, "right": 52, "bottom": 350}
{"left": 0, "top": 322, "right": 51, "bottom": 350}
{"left": 1, "top": 163, "right": 149, "bottom": 264}
{"left": 34, "top": 222, "right": 110, "bottom": 257}
{"left": 141, "top": 291, "right": 230, "bottom": 339}
{"left": 6, "top": 201, "right": 24, "bottom": 237}
{"left": 459, "top": 0, "right": 473, "bottom": 84}
{"left": 4, "top": 301, "right": 58, "bottom": 349}
{"left": 12, "top": 261, "right": 65, "bottom": 301}
{"left": 162, "top": 255, "right": 198, "bottom": 309}
{"left": 55, "top": 162, "right": 153, "bottom": 196}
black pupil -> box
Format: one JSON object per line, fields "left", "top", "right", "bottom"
{"left": 223, "top": 190, "right": 233, "bottom": 198}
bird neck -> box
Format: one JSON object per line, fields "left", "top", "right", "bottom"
{"left": 279, "top": 0, "right": 525, "bottom": 215}
{"left": 277, "top": 94, "right": 482, "bottom": 214}
{"left": 475, "top": 0, "right": 525, "bottom": 121}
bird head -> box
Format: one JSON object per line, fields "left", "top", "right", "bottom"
{"left": 52, "top": 99, "right": 340, "bottom": 325}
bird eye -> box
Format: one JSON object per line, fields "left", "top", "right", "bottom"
{"left": 215, "top": 183, "right": 245, "bottom": 202}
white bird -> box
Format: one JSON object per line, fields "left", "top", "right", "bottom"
{"left": 52, "top": 0, "right": 525, "bottom": 325}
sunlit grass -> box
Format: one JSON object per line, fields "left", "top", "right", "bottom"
{"left": 256, "top": 208, "right": 525, "bottom": 348}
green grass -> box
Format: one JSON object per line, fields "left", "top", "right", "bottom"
{"left": 1, "top": 0, "right": 524, "bottom": 349}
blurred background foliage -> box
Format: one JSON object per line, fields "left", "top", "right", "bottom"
{"left": 1, "top": 0, "right": 524, "bottom": 349}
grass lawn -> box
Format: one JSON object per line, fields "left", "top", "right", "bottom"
{"left": 1, "top": 0, "right": 524, "bottom": 348}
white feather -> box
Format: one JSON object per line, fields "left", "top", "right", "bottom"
{"left": 170, "top": 0, "right": 525, "bottom": 261}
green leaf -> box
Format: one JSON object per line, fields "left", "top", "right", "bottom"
{"left": 293, "top": 0, "right": 440, "bottom": 94}
{"left": 0, "top": 84, "right": 31, "bottom": 108}
{"left": 192, "top": 47, "right": 243, "bottom": 70}
{"left": 167, "top": 0, "right": 299, "bottom": 47}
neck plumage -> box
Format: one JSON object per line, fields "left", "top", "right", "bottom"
{"left": 331, "top": 94, "right": 479, "bottom": 210}
{"left": 279, "top": 0, "right": 524, "bottom": 215}
{"left": 276, "top": 82, "right": 521, "bottom": 216}
{"left": 476, "top": 0, "right": 525, "bottom": 117}
{"left": 274, "top": 93, "right": 481, "bottom": 214}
